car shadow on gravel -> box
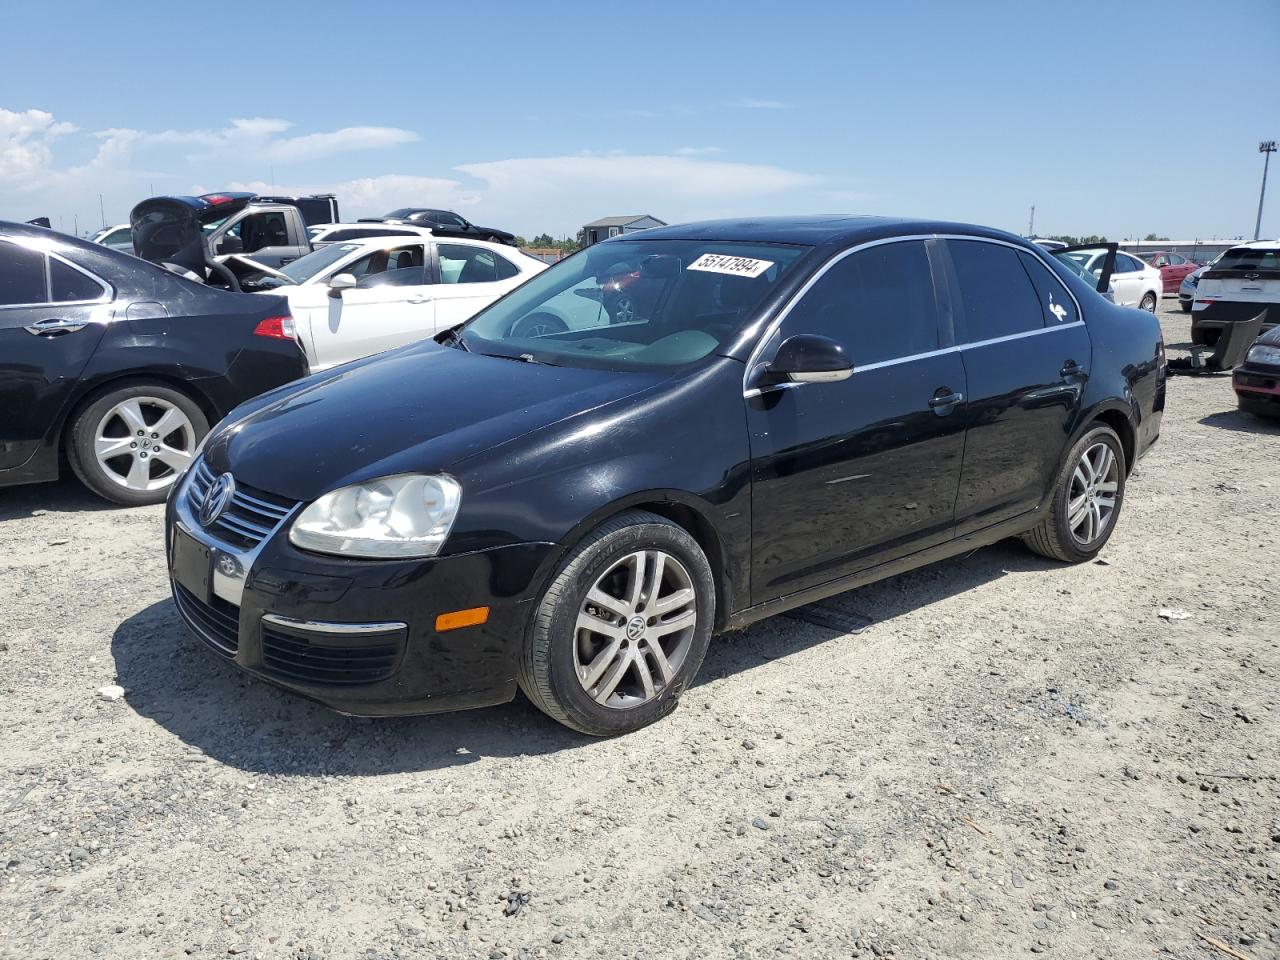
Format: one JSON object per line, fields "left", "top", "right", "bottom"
{"left": 111, "top": 540, "right": 1058, "bottom": 776}
{"left": 1199, "top": 410, "right": 1280, "bottom": 434}
{"left": 111, "top": 600, "right": 590, "bottom": 776}
{"left": 0, "top": 475, "right": 119, "bottom": 519}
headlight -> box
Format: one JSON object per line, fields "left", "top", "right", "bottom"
{"left": 1246, "top": 344, "right": 1280, "bottom": 366}
{"left": 289, "top": 474, "right": 461, "bottom": 558}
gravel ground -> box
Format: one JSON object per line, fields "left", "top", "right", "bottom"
{"left": 1, "top": 299, "right": 1276, "bottom": 960}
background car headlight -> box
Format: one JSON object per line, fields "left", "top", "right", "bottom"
{"left": 1245, "top": 344, "right": 1280, "bottom": 366}
{"left": 289, "top": 474, "right": 461, "bottom": 558}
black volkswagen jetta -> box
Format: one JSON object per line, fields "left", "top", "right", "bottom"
{"left": 167, "top": 216, "right": 1166, "bottom": 735}
{"left": 0, "top": 222, "right": 308, "bottom": 505}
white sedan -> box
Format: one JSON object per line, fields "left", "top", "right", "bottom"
{"left": 306, "top": 222, "right": 435, "bottom": 247}
{"left": 248, "top": 235, "right": 547, "bottom": 369}
{"left": 1060, "top": 248, "right": 1161, "bottom": 311}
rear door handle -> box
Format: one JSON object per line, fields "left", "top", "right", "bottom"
{"left": 1060, "top": 360, "right": 1087, "bottom": 380}
{"left": 25, "top": 317, "right": 89, "bottom": 336}
{"left": 408, "top": 296, "right": 433, "bottom": 304}
{"left": 928, "top": 389, "right": 964, "bottom": 414}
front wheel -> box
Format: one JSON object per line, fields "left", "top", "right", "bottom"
{"left": 1022, "top": 424, "right": 1126, "bottom": 563}
{"left": 67, "top": 382, "right": 208, "bottom": 506}
{"left": 1139, "top": 292, "right": 1157, "bottom": 312}
{"left": 519, "top": 511, "right": 715, "bottom": 736}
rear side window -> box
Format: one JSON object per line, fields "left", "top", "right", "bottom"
{"left": 0, "top": 242, "right": 48, "bottom": 306}
{"left": 1114, "top": 253, "right": 1143, "bottom": 273}
{"left": 782, "top": 240, "right": 939, "bottom": 365}
{"left": 495, "top": 255, "right": 519, "bottom": 281}
{"left": 438, "top": 244, "right": 499, "bottom": 284}
{"left": 50, "top": 258, "right": 105, "bottom": 302}
{"left": 1018, "top": 252, "right": 1078, "bottom": 326}
{"left": 948, "top": 240, "right": 1044, "bottom": 340}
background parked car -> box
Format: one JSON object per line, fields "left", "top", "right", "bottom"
{"left": 0, "top": 221, "right": 307, "bottom": 505}
{"left": 1233, "top": 324, "right": 1280, "bottom": 418}
{"left": 1138, "top": 250, "right": 1199, "bottom": 294}
{"left": 1192, "top": 240, "right": 1280, "bottom": 345}
{"left": 307, "top": 222, "right": 434, "bottom": 248}
{"left": 364, "top": 208, "right": 516, "bottom": 245}
{"left": 235, "top": 235, "right": 547, "bottom": 369}
{"left": 1178, "top": 265, "right": 1203, "bottom": 312}
{"left": 91, "top": 223, "right": 134, "bottom": 254}
{"left": 1060, "top": 247, "right": 1160, "bottom": 311}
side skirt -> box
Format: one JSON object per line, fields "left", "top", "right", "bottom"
{"left": 723, "top": 509, "right": 1041, "bottom": 632}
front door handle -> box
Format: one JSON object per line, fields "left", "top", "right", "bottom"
{"left": 25, "top": 317, "right": 89, "bottom": 337}
{"left": 928, "top": 389, "right": 964, "bottom": 414}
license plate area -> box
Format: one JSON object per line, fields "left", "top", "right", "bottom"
{"left": 171, "top": 525, "right": 213, "bottom": 603}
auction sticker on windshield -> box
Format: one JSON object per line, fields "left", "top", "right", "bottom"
{"left": 687, "top": 253, "right": 775, "bottom": 278}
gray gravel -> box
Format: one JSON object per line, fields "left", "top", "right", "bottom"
{"left": 1, "top": 299, "right": 1277, "bottom": 959}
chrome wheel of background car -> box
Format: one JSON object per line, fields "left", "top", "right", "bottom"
{"left": 94, "top": 397, "right": 195, "bottom": 491}
{"left": 1068, "top": 442, "right": 1119, "bottom": 546}
{"left": 574, "top": 549, "right": 697, "bottom": 709}
{"left": 613, "top": 296, "right": 636, "bottom": 324}
{"left": 1140, "top": 293, "right": 1157, "bottom": 312}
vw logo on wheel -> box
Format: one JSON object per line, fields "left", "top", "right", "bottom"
{"left": 199, "top": 473, "right": 236, "bottom": 526}
{"left": 625, "top": 615, "right": 646, "bottom": 641}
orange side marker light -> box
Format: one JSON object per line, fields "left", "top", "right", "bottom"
{"left": 435, "top": 607, "right": 490, "bottom": 632}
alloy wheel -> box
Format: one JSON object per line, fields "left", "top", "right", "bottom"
{"left": 1140, "top": 293, "right": 1157, "bottom": 312}
{"left": 1067, "top": 441, "right": 1119, "bottom": 546}
{"left": 614, "top": 296, "right": 636, "bottom": 324}
{"left": 94, "top": 397, "right": 196, "bottom": 491}
{"left": 574, "top": 549, "right": 697, "bottom": 709}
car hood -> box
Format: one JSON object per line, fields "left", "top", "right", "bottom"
{"left": 206, "top": 342, "right": 662, "bottom": 502}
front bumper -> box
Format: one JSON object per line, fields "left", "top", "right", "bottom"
{"left": 1233, "top": 362, "right": 1280, "bottom": 406}
{"left": 165, "top": 465, "right": 554, "bottom": 716}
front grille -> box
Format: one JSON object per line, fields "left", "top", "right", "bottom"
{"left": 174, "top": 583, "right": 240, "bottom": 656}
{"left": 260, "top": 623, "right": 403, "bottom": 686}
{"left": 186, "top": 460, "right": 298, "bottom": 549}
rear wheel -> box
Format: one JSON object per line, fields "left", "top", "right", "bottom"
{"left": 519, "top": 511, "right": 715, "bottom": 736}
{"left": 1022, "top": 424, "right": 1126, "bottom": 563}
{"left": 67, "top": 382, "right": 207, "bottom": 506}
{"left": 1139, "top": 292, "right": 1157, "bottom": 312}
{"left": 1191, "top": 325, "right": 1220, "bottom": 346}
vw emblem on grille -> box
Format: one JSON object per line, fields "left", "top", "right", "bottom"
{"left": 199, "top": 473, "right": 236, "bottom": 527}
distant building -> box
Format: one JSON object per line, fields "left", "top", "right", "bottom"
{"left": 582, "top": 215, "right": 666, "bottom": 247}
{"left": 1118, "top": 239, "right": 1251, "bottom": 264}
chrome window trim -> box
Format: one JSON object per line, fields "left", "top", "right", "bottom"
{"left": 741, "top": 233, "right": 1084, "bottom": 396}
{"left": 0, "top": 236, "right": 114, "bottom": 309}
{"left": 261, "top": 613, "right": 408, "bottom": 635}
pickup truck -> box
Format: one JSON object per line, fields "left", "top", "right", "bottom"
{"left": 129, "top": 192, "right": 336, "bottom": 277}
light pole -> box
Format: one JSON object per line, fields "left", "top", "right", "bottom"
{"left": 1256, "top": 140, "right": 1277, "bottom": 241}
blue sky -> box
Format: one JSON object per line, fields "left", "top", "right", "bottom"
{"left": 2, "top": 0, "right": 1277, "bottom": 240}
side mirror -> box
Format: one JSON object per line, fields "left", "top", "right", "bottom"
{"left": 216, "top": 235, "right": 244, "bottom": 256}
{"left": 750, "top": 334, "right": 853, "bottom": 392}
{"left": 327, "top": 273, "right": 357, "bottom": 297}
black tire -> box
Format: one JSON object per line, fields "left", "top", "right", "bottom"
{"left": 1191, "top": 326, "right": 1220, "bottom": 346}
{"left": 67, "top": 381, "right": 208, "bottom": 506}
{"left": 1239, "top": 397, "right": 1280, "bottom": 420}
{"left": 510, "top": 312, "right": 568, "bottom": 338}
{"left": 518, "top": 510, "right": 715, "bottom": 736}
{"left": 1021, "top": 424, "right": 1127, "bottom": 563}
{"left": 1139, "top": 292, "right": 1157, "bottom": 312}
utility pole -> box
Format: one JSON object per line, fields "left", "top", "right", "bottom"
{"left": 98, "top": 193, "right": 106, "bottom": 229}
{"left": 1028, "top": 205, "right": 1035, "bottom": 237}
{"left": 1255, "top": 140, "right": 1277, "bottom": 241}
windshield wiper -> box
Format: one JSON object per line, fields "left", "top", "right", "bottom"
{"left": 438, "top": 328, "right": 470, "bottom": 352}
{"left": 476, "top": 351, "right": 556, "bottom": 366}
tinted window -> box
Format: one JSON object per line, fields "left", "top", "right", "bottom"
{"left": 782, "top": 240, "right": 939, "bottom": 364}
{"left": 1168, "top": 253, "right": 1186, "bottom": 265}
{"left": 1115, "top": 253, "right": 1143, "bottom": 273}
{"left": 495, "top": 254, "right": 519, "bottom": 281}
{"left": 49, "top": 258, "right": 104, "bottom": 302}
{"left": 438, "top": 244, "right": 499, "bottom": 284}
{"left": 358, "top": 265, "right": 427, "bottom": 288}
{"left": 328, "top": 228, "right": 404, "bottom": 242}
{"left": 344, "top": 244, "right": 426, "bottom": 281}
{"left": 0, "top": 242, "right": 48, "bottom": 306}
{"left": 431, "top": 211, "right": 467, "bottom": 228}
{"left": 1018, "top": 252, "right": 1078, "bottom": 326}
{"left": 948, "top": 240, "right": 1044, "bottom": 340}
{"left": 237, "top": 212, "right": 289, "bottom": 252}
{"left": 1213, "top": 247, "right": 1280, "bottom": 272}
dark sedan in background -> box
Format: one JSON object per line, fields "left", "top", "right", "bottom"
{"left": 1233, "top": 324, "right": 1280, "bottom": 418}
{"left": 167, "top": 216, "right": 1165, "bottom": 735}
{"left": 362, "top": 208, "right": 517, "bottom": 245}
{"left": 0, "top": 222, "right": 308, "bottom": 505}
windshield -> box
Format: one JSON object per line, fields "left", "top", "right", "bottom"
{"left": 459, "top": 239, "right": 811, "bottom": 370}
{"left": 278, "top": 243, "right": 363, "bottom": 283}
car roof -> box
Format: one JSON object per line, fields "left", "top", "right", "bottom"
{"left": 1225, "top": 240, "right": 1280, "bottom": 251}
{"left": 2, "top": 219, "right": 121, "bottom": 255}
{"left": 318, "top": 222, "right": 435, "bottom": 235}
{"left": 623, "top": 215, "right": 1034, "bottom": 250}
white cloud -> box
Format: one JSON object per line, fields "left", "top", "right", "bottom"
{"left": 727, "top": 98, "right": 789, "bottom": 110}
{"left": 674, "top": 146, "right": 723, "bottom": 156}
{"left": 0, "top": 108, "right": 77, "bottom": 180}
